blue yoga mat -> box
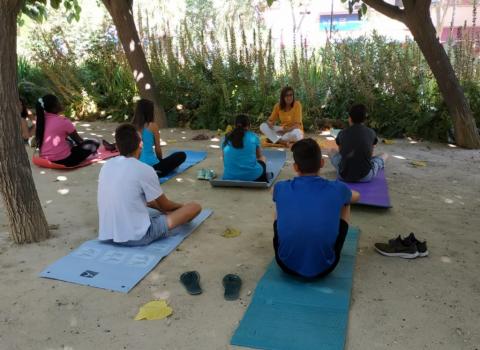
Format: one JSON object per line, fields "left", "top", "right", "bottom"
{"left": 209, "top": 150, "right": 286, "bottom": 188}
{"left": 159, "top": 150, "right": 207, "bottom": 184}
{"left": 231, "top": 227, "right": 360, "bottom": 350}
{"left": 39, "top": 209, "right": 213, "bottom": 293}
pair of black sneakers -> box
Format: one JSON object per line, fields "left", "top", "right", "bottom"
{"left": 375, "top": 233, "right": 428, "bottom": 259}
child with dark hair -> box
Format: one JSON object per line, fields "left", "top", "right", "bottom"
{"left": 222, "top": 114, "right": 267, "bottom": 181}
{"left": 19, "top": 97, "right": 35, "bottom": 143}
{"left": 331, "top": 104, "right": 387, "bottom": 182}
{"left": 97, "top": 124, "right": 202, "bottom": 246}
{"left": 272, "top": 138, "right": 359, "bottom": 279}
{"left": 35, "top": 94, "right": 101, "bottom": 167}
{"left": 132, "top": 98, "right": 186, "bottom": 177}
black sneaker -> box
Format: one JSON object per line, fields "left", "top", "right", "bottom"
{"left": 375, "top": 236, "right": 419, "bottom": 259}
{"left": 402, "top": 232, "right": 428, "bottom": 257}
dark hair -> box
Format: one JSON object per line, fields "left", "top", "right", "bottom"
{"left": 19, "top": 97, "right": 28, "bottom": 119}
{"left": 291, "top": 138, "right": 322, "bottom": 174}
{"left": 132, "top": 99, "right": 154, "bottom": 130}
{"left": 349, "top": 104, "right": 367, "bottom": 124}
{"left": 115, "top": 123, "right": 141, "bottom": 156}
{"left": 223, "top": 114, "right": 250, "bottom": 149}
{"left": 279, "top": 86, "right": 295, "bottom": 111}
{"left": 35, "top": 94, "right": 61, "bottom": 149}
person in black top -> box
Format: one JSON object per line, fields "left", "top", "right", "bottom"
{"left": 330, "top": 104, "right": 387, "bottom": 182}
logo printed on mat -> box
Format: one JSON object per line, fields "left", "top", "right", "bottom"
{"left": 80, "top": 270, "right": 98, "bottom": 278}
{"left": 74, "top": 247, "right": 102, "bottom": 260}
{"left": 99, "top": 251, "right": 128, "bottom": 264}
{"left": 126, "top": 254, "right": 155, "bottom": 268}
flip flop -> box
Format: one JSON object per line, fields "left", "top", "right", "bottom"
{"left": 180, "top": 271, "right": 202, "bottom": 295}
{"left": 205, "top": 169, "right": 216, "bottom": 180}
{"left": 222, "top": 274, "right": 242, "bottom": 301}
{"left": 197, "top": 169, "right": 217, "bottom": 180}
{"left": 197, "top": 168, "right": 207, "bottom": 180}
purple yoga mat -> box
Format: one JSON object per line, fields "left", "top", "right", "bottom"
{"left": 342, "top": 169, "right": 391, "bottom": 208}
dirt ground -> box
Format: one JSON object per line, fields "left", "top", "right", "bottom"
{"left": 1, "top": 122, "right": 479, "bottom": 350}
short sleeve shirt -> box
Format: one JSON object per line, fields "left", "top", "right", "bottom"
{"left": 268, "top": 101, "right": 303, "bottom": 130}
{"left": 273, "top": 176, "right": 352, "bottom": 277}
{"left": 39, "top": 112, "right": 76, "bottom": 161}
{"left": 98, "top": 156, "right": 163, "bottom": 242}
{"left": 336, "top": 124, "right": 378, "bottom": 182}
{"left": 222, "top": 131, "right": 264, "bottom": 181}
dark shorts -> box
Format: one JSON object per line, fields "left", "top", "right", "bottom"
{"left": 273, "top": 219, "right": 349, "bottom": 280}
{"left": 254, "top": 160, "right": 268, "bottom": 182}
{"left": 54, "top": 140, "right": 99, "bottom": 167}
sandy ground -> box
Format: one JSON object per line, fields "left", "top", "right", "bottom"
{"left": 0, "top": 121, "right": 479, "bottom": 350}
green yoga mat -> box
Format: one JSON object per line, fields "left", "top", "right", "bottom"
{"left": 231, "top": 227, "right": 360, "bottom": 350}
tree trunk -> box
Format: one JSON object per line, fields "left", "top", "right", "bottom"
{"left": 404, "top": 9, "right": 480, "bottom": 148}
{"left": 0, "top": 2, "right": 50, "bottom": 243}
{"left": 364, "top": 0, "right": 480, "bottom": 148}
{"left": 102, "top": 0, "right": 168, "bottom": 127}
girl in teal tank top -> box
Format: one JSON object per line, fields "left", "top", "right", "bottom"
{"left": 132, "top": 99, "right": 186, "bottom": 176}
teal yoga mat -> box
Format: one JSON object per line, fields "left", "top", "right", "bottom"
{"left": 159, "top": 150, "right": 207, "bottom": 184}
{"left": 231, "top": 227, "right": 360, "bottom": 350}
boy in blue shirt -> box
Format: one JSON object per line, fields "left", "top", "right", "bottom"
{"left": 273, "top": 138, "right": 360, "bottom": 279}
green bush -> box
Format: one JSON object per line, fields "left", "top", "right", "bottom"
{"left": 20, "top": 14, "right": 480, "bottom": 142}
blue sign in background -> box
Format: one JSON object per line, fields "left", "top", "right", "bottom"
{"left": 320, "top": 14, "right": 363, "bottom": 31}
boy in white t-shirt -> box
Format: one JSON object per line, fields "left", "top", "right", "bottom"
{"left": 97, "top": 124, "right": 201, "bottom": 246}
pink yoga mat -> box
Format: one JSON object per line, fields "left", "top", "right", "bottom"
{"left": 342, "top": 169, "right": 391, "bottom": 208}
{"left": 32, "top": 145, "right": 119, "bottom": 170}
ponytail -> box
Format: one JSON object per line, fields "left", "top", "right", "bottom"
{"left": 35, "top": 99, "right": 46, "bottom": 149}
{"left": 35, "top": 94, "right": 60, "bottom": 149}
{"left": 132, "top": 98, "right": 154, "bottom": 131}
{"left": 223, "top": 114, "right": 250, "bottom": 149}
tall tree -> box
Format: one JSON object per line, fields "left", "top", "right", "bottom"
{"left": 0, "top": 0, "right": 65, "bottom": 244}
{"left": 359, "top": 0, "right": 480, "bottom": 148}
{"left": 102, "top": 0, "right": 167, "bottom": 127}
{"left": 1, "top": 0, "right": 166, "bottom": 244}
{"left": 268, "top": 0, "right": 480, "bottom": 148}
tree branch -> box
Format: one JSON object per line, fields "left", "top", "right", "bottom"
{"left": 362, "top": 0, "right": 406, "bottom": 23}
{"left": 416, "top": 0, "right": 432, "bottom": 16}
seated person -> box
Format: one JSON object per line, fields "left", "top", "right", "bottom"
{"left": 35, "top": 94, "right": 101, "bottom": 167}
{"left": 132, "top": 99, "right": 186, "bottom": 177}
{"left": 260, "top": 86, "right": 303, "bottom": 146}
{"left": 19, "top": 97, "right": 35, "bottom": 143}
{"left": 222, "top": 114, "right": 268, "bottom": 182}
{"left": 98, "top": 124, "right": 202, "bottom": 246}
{"left": 331, "top": 104, "right": 387, "bottom": 182}
{"left": 273, "top": 138, "right": 359, "bottom": 279}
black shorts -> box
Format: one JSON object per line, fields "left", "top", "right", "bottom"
{"left": 273, "top": 219, "right": 349, "bottom": 280}
{"left": 54, "top": 140, "right": 99, "bottom": 167}
{"left": 254, "top": 160, "right": 268, "bottom": 182}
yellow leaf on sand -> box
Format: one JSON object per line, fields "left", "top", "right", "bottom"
{"left": 134, "top": 300, "right": 173, "bottom": 321}
{"left": 382, "top": 139, "right": 395, "bottom": 145}
{"left": 222, "top": 227, "right": 241, "bottom": 238}
{"left": 409, "top": 160, "right": 427, "bottom": 168}
{"left": 225, "top": 125, "right": 233, "bottom": 134}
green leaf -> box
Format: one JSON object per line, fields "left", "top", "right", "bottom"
{"left": 361, "top": 3, "right": 367, "bottom": 15}
{"left": 50, "top": 0, "right": 61, "bottom": 9}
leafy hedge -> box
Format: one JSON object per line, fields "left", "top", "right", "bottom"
{"left": 18, "top": 16, "right": 480, "bottom": 142}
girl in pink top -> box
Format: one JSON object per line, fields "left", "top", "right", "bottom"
{"left": 35, "top": 94, "right": 100, "bottom": 167}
